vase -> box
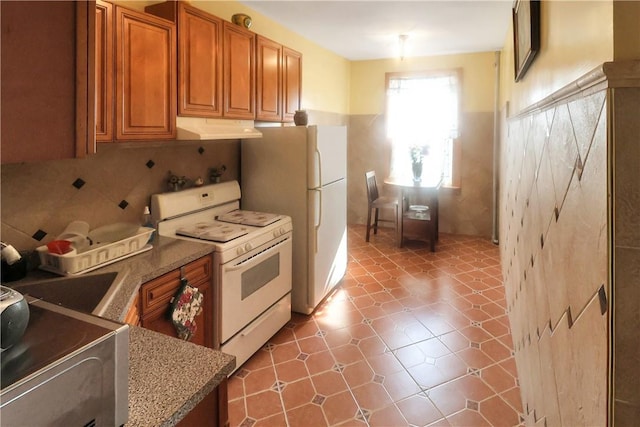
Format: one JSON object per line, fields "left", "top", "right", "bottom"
{"left": 412, "top": 162, "right": 422, "bottom": 181}
{"left": 294, "top": 110, "right": 308, "bottom": 126}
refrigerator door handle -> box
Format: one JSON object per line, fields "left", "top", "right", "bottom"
{"left": 313, "top": 188, "right": 322, "bottom": 254}
{"left": 314, "top": 148, "right": 322, "bottom": 187}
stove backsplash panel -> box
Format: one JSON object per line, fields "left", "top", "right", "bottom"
{"left": 1, "top": 140, "right": 240, "bottom": 252}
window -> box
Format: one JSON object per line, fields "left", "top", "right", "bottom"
{"left": 385, "top": 70, "right": 461, "bottom": 187}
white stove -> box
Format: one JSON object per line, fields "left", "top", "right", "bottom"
{"left": 151, "top": 182, "right": 292, "bottom": 372}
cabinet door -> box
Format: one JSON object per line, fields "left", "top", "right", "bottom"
{"left": 256, "top": 36, "right": 282, "bottom": 122}
{"left": 1, "top": 1, "right": 95, "bottom": 164}
{"left": 223, "top": 22, "right": 255, "bottom": 119}
{"left": 115, "top": 6, "right": 176, "bottom": 140}
{"left": 140, "top": 256, "right": 213, "bottom": 348}
{"left": 282, "top": 47, "right": 302, "bottom": 123}
{"left": 178, "top": 3, "right": 223, "bottom": 117}
{"left": 95, "top": 0, "right": 113, "bottom": 142}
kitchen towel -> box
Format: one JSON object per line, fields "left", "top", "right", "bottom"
{"left": 169, "top": 278, "right": 204, "bottom": 341}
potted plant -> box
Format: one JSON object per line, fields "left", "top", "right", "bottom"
{"left": 209, "top": 165, "right": 227, "bottom": 183}
{"left": 167, "top": 171, "right": 189, "bottom": 191}
{"left": 410, "top": 145, "right": 428, "bottom": 181}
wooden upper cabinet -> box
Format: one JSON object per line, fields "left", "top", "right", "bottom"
{"left": 95, "top": 0, "right": 113, "bottom": 142}
{"left": 256, "top": 35, "right": 302, "bottom": 123}
{"left": 223, "top": 22, "right": 255, "bottom": 119}
{"left": 146, "top": 2, "right": 223, "bottom": 118}
{"left": 283, "top": 47, "right": 302, "bottom": 122}
{"left": 1, "top": 1, "right": 95, "bottom": 164}
{"left": 115, "top": 6, "right": 176, "bottom": 140}
{"left": 256, "top": 36, "right": 283, "bottom": 122}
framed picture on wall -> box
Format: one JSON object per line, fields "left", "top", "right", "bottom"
{"left": 513, "top": 0, "right": 540, "bottom": 82}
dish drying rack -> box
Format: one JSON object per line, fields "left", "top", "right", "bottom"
{"left": 37, "top": 227, "right": 154, "bottom": 276}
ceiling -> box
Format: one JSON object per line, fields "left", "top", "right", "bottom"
{"left": 238, "top": 1, "right": 513, "bottom": 61}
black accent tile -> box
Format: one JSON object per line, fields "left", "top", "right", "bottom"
{"left": 72, "top": 178, "right": 85, "bottom": 189}
{"left": 32, "top": 229, "right": 47, "bottom": 241}
{"left": 118, "top": 200, "right": 129, "bottom": 210}
{"left": 598, "top": 285, "right": 608, "bottom": 315}
{"left": 146, "top": 160, "right": 155, "bottom": 169}
{"left": 198, "top": 146, "right": 205, "bottom": 154}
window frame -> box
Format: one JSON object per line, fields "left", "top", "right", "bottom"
{"left": 384, "top": 69, "right": 462, "bottom": 189}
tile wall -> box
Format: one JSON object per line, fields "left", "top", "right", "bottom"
{"left": 500, "top": 61, "right": 640, "bottom": 426}
{"left": 348, "top": 111, "right": 495, "bottom": 238}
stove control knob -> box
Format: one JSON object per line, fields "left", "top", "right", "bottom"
{"left": 244, "top": 243, "right": 252, "bottom": 251}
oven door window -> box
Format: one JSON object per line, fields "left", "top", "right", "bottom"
{"left": 241, "top": 253, "right": 279, "bottom": 300}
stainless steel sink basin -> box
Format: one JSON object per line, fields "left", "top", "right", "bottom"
{"left": 9, "top": 271, "right": 125, "bottom": 316}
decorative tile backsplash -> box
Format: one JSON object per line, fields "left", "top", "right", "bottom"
{"left": 1, "top": 140, "right": 239, "bottom": 252}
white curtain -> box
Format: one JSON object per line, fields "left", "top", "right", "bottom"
{"left": 386, "top": 75, "right": 459, "bottom": 184}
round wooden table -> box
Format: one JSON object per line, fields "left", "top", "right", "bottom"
{"left": 384, "top": 175, "right": 442, "bottom": 251}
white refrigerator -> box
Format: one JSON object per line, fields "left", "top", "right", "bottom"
{"left": 241, "top": 125, "right": 348, "bottom": 314}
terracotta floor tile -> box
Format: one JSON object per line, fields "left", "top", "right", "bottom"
{"left": 274, "top": 359, "right": 309, "bottom": 383}
{"left": 481, "top": 338, "right": 513, "bottom": 363}
{"left": 297, "top": 335, "right": 329, "bottom": 355}
{"left": 341, "top": 360, "right": 374, "bottom": 388}
{"left": 310, "top": 370, "right": 348, "bottom": 397}
{"left": 281, "top": 378, "right": 316, "bottom": 411}
{"left": 482, "top": 318, "right": 510, "bottom": 338}
{"left": 254, "top": 411, "right": 287, "bottom": 426}
{"left": 396, "top": 393, "right": 444, "bottom": 426}
{"left": 227, "top": 396, "right": 246, "bottom": 426}
{"left": 446, "top": 409, "right": 490, "bottom": 426}
{"left": 231, "top": 225, "right": 522, "bottom": 426}
{"left": 330, "top": 343, "right": 366, "bottom": 366}
{"left": 270, "top": 341, "right": 301, "bottom": 365}
{"left": 439, "top": 330, "right": 472, "bottom": 352}
{"left": 479, "top": 394, "right": 521, "bottom": 427}
{"left": 291, "top": 318, "right": 318, "bottom": 339}
{"left": 269, "top": 327, "right": 296, "bottom": 345}
{"left": 368, "top": 403, "right": 407, "bottom": 426}
{"left": 322, "top": 390, "right": 359, "bottom": 425}
{"left": 481, "top": 364, "right": 518, "bottom": 394}
{"left": 366, "top": 351, "right": 405, "bottom": 376}
{"left": 227, "top": 375, "right": 245, "bottom": 401}
{"left": 351, "top": 381, "right": 394, "bottom": 411}
{"left": 245, "top": 389, "right": 282, "bottom": 420}
{"left": 357, "top": 335, "right": 388, "bottom": 357}
{"left": 427, "top": 381, "right": 468, "bottom": 417}
{"left": 285, "top": 402, "right": 328, "bottom": 427}
{"left": 501, "top": 386, "right": 524, "bottom": 413}
{"left": 456, "top": 347, "right": 496, "bottom": 370}
{"left": 382, "top": 369, "right": 422, "bottom": 401}
{"left": 243, "top": 365, "right": 277, "bottom": 396}
{"left": 304, "top": 350, "right": 336, "bottom": 376}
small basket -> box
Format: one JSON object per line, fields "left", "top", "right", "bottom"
{"left": 37, "top": 227, "right": 154, "bottom": 276}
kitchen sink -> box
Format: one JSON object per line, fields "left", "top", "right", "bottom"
{"left": 9, "top": 271, "right": 124, "bottom": 316}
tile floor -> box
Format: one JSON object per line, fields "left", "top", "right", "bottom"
{"left": 228, "top": 225, "right": 523, "bottom": 426}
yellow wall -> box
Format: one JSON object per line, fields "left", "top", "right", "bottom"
{"left": 500, "top": 0, "right": 614, "bottom": 115}
{"left": 349, "top": 52, "right": 498, "bottom": 115}
{"left": 121, "top": 0, "right": 351, "bottom": 115}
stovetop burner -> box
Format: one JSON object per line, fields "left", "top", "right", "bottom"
{"left": 176, "top": 221, "right": 249, "bottom": 243}
{"left": 217, "top": 210, "right": 282, "bottom": 227}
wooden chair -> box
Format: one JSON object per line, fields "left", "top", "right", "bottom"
{"left": 365, "top": 171, "right": 400, "bottom": 245}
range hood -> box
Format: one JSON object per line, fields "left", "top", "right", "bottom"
{"left": 176, "top": 117, "right": 262, "bottom": 140}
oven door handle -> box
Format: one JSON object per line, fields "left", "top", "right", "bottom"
{"left": 224, "top": 237, "right": 289, "bottom": 272}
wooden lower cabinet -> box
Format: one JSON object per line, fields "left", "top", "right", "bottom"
{"left": 138, "top": 255, "right": 227, "bottom": 427}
